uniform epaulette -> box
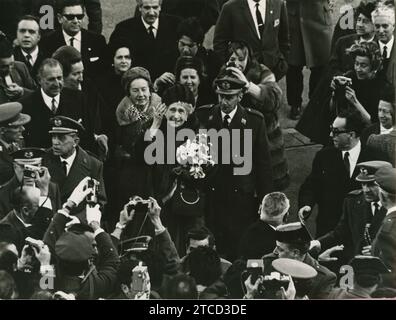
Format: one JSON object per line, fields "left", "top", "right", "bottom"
{"left": 347, "top": 189, "right": 363, "bottom": 196}
{"left": 246, "top": 108, "right": 264, "bottom": 119}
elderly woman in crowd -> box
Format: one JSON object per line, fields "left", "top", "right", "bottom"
{"left": 115, "top": 67, "right": 161, "bottom": 210}
{"left": 223, "top": 41, "right": 289, "bottom": 190}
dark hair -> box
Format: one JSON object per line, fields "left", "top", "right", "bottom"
{"left": 0, "top": 33, "right": 13, "bottom": 59}
{"left": 186, "top": 246, "right": 222, "bottom": 287}
{"left": 356, "top": 1, "right": 377, "bottom": 20}
{"left": 38, "top": 58, "right": 63, "bottom": 79}
{"left": 17, "top": 15, "right": 41, "bottom": 32}
{"left": 0, "top": 270, "right": 16, "bottom": 299}
{"left": 57, "top": 0, "right": 85, "bottom": 14}
{"left": 162, "top": 83, "right": 195, "bottom": 107}
{"left": 176, "top": 17, "right": 205, "bottom": 45}
{"left": 347, "top": 42, "right": 382, "bottom": 74}
{"left": 338, "top": 109, "right": 367, "bottom": 138}
{"left": 186, "top": 226, "right": 215, "bottom": 249}
{"left": 163, "top": 274, "right": 198, "bottom": 299}
{"left": 286, "top": 242, "right": 311, "bottom": 256}
{"left": 52, "top": 46, "right": 82, "bottom": 77}
{"left": 175, "top": 56, "right": 205, "bottom": 82}
{"left": 226, "top": 40, "right": 259, "bottom": 74}
{"left": 0, "top": 243, "right": 17, "bottom": 274}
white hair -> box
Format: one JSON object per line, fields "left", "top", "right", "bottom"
{"left": 372, "top": 4, "right": 395, "bottom": 24}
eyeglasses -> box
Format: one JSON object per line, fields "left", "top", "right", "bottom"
{"left": 330, "top": 125, "right": 350, "bottom": 136}
{"left": 63, "top": 14, "right": 85, "bottom": 21}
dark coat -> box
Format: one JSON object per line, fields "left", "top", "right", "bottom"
{"left": 318, "top": 191, "right": 387, "bottom": 265}
{"left": 214, "top": 0, "right": 290, "bottom": 80}
{"left": 238, "top": 220, "right": 278, "bottom": 260}
{"left": 0, "top": 61, "right": 37, "bottom": 104}
{"left": 196, "top": 103, "right": 273, "bottom": 259}
{"left": 372, "top": 209, "right": 396, "bottom": 288}
{"left": 13, "top": 46, "right": 49, "bottom": 82}
{"left": 367, "top": 129, "right": 396, "bottom": 167}
{"left": 42, "top": 146, "right": 106, "bottom": 207}
{"left": 19, "top": 88, "right": 97, "bottom": 152}
{"left": 0, "top": 176, "right": 61, "bottom": 219}
{"left": 41, "top": 28, "right": 108, "bottom": 79}
{"left": 0, "top": 140, "right": 15, "bottom": 185}
{"left": 298, "top": 145, "right": 378, "bottom": 237}
{"left": 286, "top": 0, "right": 333, "bottom": 67}
{"left": 109, "top": 14, "right": 181, "bottom": 80}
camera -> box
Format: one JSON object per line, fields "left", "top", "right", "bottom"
{"left": 226, "top": 61, "right": 237, "bottom": 68}
{"left": 131, "top": 262, "right": 150, "bottom": 298}
{"left": 127, "top": 199, "right": 150, "bottom": 213}
{"left": 86, "top": 178, "right": 99, "bottom": 204}
{"left": 25, "top": 237, "right": 43, "bottom": 250}
{"left": 23, "top": 164, "right": 44, "bottom": 179}
{"left": 247, "top": 259, "right": 264, "bottom": 285}
{"left": 334, "top": 77, "right": 352, "bottom": 88}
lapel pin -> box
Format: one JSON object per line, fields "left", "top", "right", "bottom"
{"left": 241, "top": 118, "right": 246, "bottom": 125}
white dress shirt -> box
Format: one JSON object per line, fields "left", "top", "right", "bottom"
{"left": 380, "top": 124, "right": 394, "bottom": 135}
{"left": 379, "top": 36, "right": 394, "bottom": 59}
{"left": 247, "top": 0, "right": 266, "bottom": 38}
{"left": 342, "top": 140, "right": 361, "bottom": 177}
{"left": 60, "top": 149, "right": 77, "bottom": 176}
{"left": 41, "top": 89, "right": 60, "bottom": 112}
{"left": 221, "top": 107, "right": 238, "bottom": 125}
{"left": 63, "top": 30, "right": 82, "bottom": 52}
{"left": 21, "top": 46, "right": 39, "bottom": 66}
{"left": 141, "top": 17, "right": 159, "bottom": 38}
{"left": 371, "top": 202, "right": 381, "bottom": 216}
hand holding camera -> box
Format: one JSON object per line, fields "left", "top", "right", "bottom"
{"left": 331, "top": 76, "right": 352, "bottom": 90}
{"left": 86, "top": 204, "right": 102, "bottom": 228}
{"left": 244, "top": 275, "right": 263, "bottom": 299}
{"left": 68, "top": 177, "right": 97, "bottom": 206}
{"left": 33, "top": 166, "right": 51, "bottom": 196}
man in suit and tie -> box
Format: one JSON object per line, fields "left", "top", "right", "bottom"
{"left": 196, "top": 70, "right": 273, "bottom": 261}
{"left": 41, "top": 0, "right": 108, "bottom": 79}
{"left": 372, "top": 4, "right": 394, "bottom": 84}
{"left": 298, "top": 110, "right": 378, "bottom": 238}
{"left": 42, "top": 116, "right": 106, "bottom": 209}
{"left": 13, "top": 15, "right": 49, "bottom": 82}
{"left": 214, "top": 0, "right": 290, "bottom": 81}
{"left": 310, "top": 161, "right": 392, "bottom": 270}
{"left": 371, "top": 166, "right": 396, "bottom": 288}
{"left": 109, "top": 0, "right": 181, "bottom": 80}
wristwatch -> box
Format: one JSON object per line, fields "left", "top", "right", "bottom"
{"left": 116, "top": 222, "right": 126, "bottom": 230}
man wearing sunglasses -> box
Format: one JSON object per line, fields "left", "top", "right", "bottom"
{"left": 41, "top": 0, "right": 108, "bottom": 80}
{"left": 298, "top": 110, "right": 379, "bottom": 238}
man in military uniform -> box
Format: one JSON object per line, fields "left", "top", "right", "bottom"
{"left": 263, "top": 222, "right": 336, "bottom": 299}
{"left": 371, "top": 166, "right": 396, "bottom": 288}
{"left": 42, "top": 116, "right": 106, "bottom": 210}
{"left": 0, "top": 102, "right": 31, "bottom": 185}
{"left": 311, "top": 161, "right": 392, "bottom": 270}
{"left": 196, "top": 70, "right": 273, "bottom": 261}
{"left": 328, "top": 255, "right": 390, "bottom": 299}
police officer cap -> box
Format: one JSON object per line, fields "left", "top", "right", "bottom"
{"left": 214, "top": 69, "right": 246, "bottom": 95}
{"left": 49, "top": 116, "right": 85, "bottom": 135}
{"left": 11, "top": 148, "right": 47, "bottom": 166}
{"left": 275, "top": 222, "right": 313, "bottom": 244}
{"left": 55, "top": 232, "right": 95, "bottom": 263}
{"left": 350, "top": 255, "right": 390, "bottom": 276}
{"left": 356, "top": 161, "right": 393, "bottom": 183}
{"left": 375, "top": 167, "right": 396, "bottom": 195}
{"left": 119, "top": 235, "right": 152, "bottom": 258}
{"left": 0, "top": 102, "right": 31, "bottom": 127}
{"left": 272, "top": 258, "right": 318, "bottom": 279}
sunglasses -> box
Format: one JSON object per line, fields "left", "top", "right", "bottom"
{"left": 63, "top": 14, "right": 85, "bottom": 21}
{"left": 329, "top": 125, "right": 350, "bottom": 136}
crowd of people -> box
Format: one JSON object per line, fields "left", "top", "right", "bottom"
{"left": 0, "top": 0, "right": 395, "bottom": 300}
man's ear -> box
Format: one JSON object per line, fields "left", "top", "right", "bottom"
{"left": 73, "top": 135, "right": 80, "bottom": 146}
{"left": 57, "top": 13, "right": 63, "bottom": 25}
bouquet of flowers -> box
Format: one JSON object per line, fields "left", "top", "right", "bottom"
{"left": 174, "top": 133, "right": 215, "bottom": 180}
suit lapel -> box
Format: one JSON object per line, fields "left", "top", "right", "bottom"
{"left": 241, "top": 0, "right": 260, "bottom": 41}
{"left": 262, "top": 0, "right": 272, "bottom": 40}
{"left": 229, "top": 105, "right": 244, "bottom": 129}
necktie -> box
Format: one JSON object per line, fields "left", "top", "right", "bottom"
{"left": 25, "top": 54, "right": 33, "bottom": 67}
{"left": 223, "top": 115, "right": 230, "bottom": 128}
{"left": 70, "top": 37, "right": 75, "bottom": 47}
{"left": 62, "top": 161, "right": 68, "bottom": 176}
{"left": 383, "top": 45, "right": 388, "bottom": 59}
{"left": 369, "top": 203, "right": 386, "bottom": 239}
{"left": 51, "top": 98, "right": 57, "bottom": 113}
{"left": 147, "top": 25, "right": 155, "bottom": 40}
{"left": 255, "top": 1, "right": 264, "bottom": 38}
{"left": 343, "top": 152, "right": 350, "bottom": 177}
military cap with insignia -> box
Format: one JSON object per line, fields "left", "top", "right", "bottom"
{"left": 11, "top": 148, "right": 47, "bottom": 166}
{"left": 375, "top": 167, "right": 396, "bottom": 195}
{"left": 272, "top": 258, "right": 318, "bottom": 279}
{"left": 49, "top": 116, "right": 85, "bottom": 135}
{"left": 350, "top": 255, "right": 390, "bottom": 276}
{"left": 55, "top": 232, "right": 95, "bottom": 263}
{"left": 356, "top": 161, "right": 393, "bottom": 183}
{"left": 0, "top": 102, "right": 31, "bottom": 127}
{"left": 214, "top": 69, "right": 246, "bottom": 95}
{"left": 275, "top": 222, "right": 313, "bottom": 244}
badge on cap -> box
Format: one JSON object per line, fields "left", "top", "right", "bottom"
{"left": 54, "top": 119, "right": 62, "bottom": 127}
{"left": 25, "top": 151, "right": 34, "bottom": 159}
{"left": 220, "top": 81, "right": 231, "bottom": 90}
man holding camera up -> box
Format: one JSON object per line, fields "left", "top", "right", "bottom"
{"left": 42, "top": 116, "right": 106, "bottom": 212}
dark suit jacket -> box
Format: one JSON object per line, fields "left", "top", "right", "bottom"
{"left": 41, "top": 28, "right": 108, "bottom": 79}
{"left": 19, "top": 88, "right": 96, "bottom": 152}
{"left": 372, "top": 209, "right": 396, "bottom": 288}
{"left": 0, "top": 61, "right": 37, "bottom": 104}
{"left": 42, "top": 146, "right": 106, "bottom": 207}
{"left": 0, "top": 140, "right": 15, "bottom": 185}
{"left": 299, "top": 144, "right": 378, "bottom": 237}
{"left": 214, "top": 0, "right": 290, "bottom": 80}
{"left": 109, "top": 14, "right": 181, "bottom": 80}
{"left": 318, "top": 192, "right": 387, "bottom": 264}
{"left": 13, "top": 46, "right": 49, "bottom": 81}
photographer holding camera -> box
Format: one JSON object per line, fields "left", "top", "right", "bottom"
{"left": 42, "top": 177, "right": 119, "bottom": 300}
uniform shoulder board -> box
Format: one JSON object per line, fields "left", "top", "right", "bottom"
{"left": 246, "top": 108, "right": 264, "bottom": 119}
{"left": 347, "top": 189, "right": 363, "bottom": 196}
